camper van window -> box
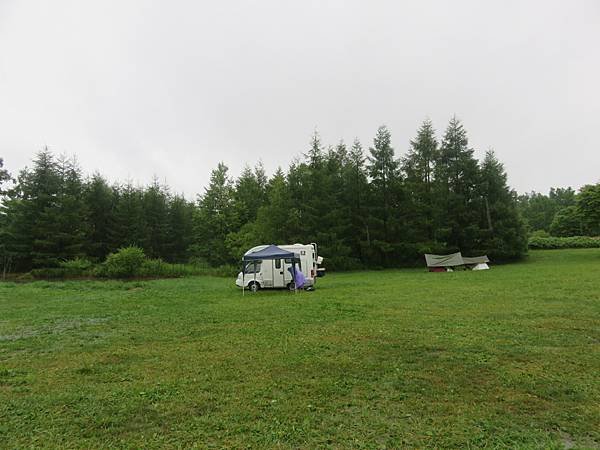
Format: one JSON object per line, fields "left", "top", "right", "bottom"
{"left": 244, "top": 261, "right": 262, "bottom": 274}
{"left": 284, "top": 258, "right": 301, "bottom": 269}
{"left": 275, "top": 259, "right": 281, "bottom": 269}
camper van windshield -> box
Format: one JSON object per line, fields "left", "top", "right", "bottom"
{"left": 244, "top": 261, "right": 262, "bottom": 274}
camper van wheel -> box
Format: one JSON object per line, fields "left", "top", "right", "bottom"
{"left": 287, "top": 282, "right": 296, "bottom": 291}
{"left": 248, "top": 282, "right": 260, "bottom": 292}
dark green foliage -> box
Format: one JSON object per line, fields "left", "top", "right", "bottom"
{"left": 142, "top": 178, "right": 170, "bottom": 259}
{"left": 190, "top": 163, "right": 238, "bottom": 266}
{"left": 54, "top": 155, "right": 87, "bottom": 262}
{"left": 366, "top": 125, "right": 403, "bottom": 265}
{"left": 60, "top": 257, "right": 93, "bottom": 272}
{"left": 434, "top": 117, "right": 481, "bottom": 252}
{"left": 0, "top": 157, "right": 13, "bottom": 275}
{"left": 517, "top": 187, "right": 577, "bottom": 233}
{"left": 110, "top": 182, "right": 146, "bottom": 250}
{"left": 83, "top": 174, "right": 114, "bottom": 261}
{"left": 549, "top": 205, "right": 584, "bottom": 237}
{"left": 476, "top": 151, "right": 528, "bottom": 259}
{"left": 1, "top": 119, "right": 532, "bottom": 275}
{"left": 402, "top": 119, "right": 438, "bottom": 243}
{"left": 2, "top": 150, "right": 85, "bottom": 269}
{"left": 518, "top": 185, "right": 599, "bottom": 238}
{"left": 233, "top": 163, "right": 267, "bottom": 225}
{"left": 30, "top": 258, "right": 94, "bottom": 279}
{"left": 99, "top": 246, "right": 147, "bottom": 278}
{"left": 528, "top": 235, "right": 600, "bottom": 249}
{"left": 0, "top": 157, "right": 12, "bottom": 194}
{"left": 166, "top": 195, "right": 194, "bottom": 263}
{"left": 577, "top": 183, "right": 600, "bottom": 236}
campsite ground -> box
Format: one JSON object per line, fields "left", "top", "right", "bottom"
{"left": 1, "top": 249, "right": 599, "bottom": 449}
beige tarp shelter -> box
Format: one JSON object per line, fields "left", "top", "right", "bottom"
{"left": 462, "top": 255, "right": 490, "bottom": 265}
{"left": 425, "top": 252, "right": 490, "bottom": 269}
{"left": 425, "top": 252, "right": 465, "bottom": 268}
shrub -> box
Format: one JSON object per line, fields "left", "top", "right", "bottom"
{"left": 99, "top": 246, "right": 147, "bottom": 278}
{"left": 60, "top": 257, "right": 93, "bottom": 271}
{"left": 530, "top": 230, "right": 550, "bottom": 239}
{"left": 59, "top": 258, "right": 94, "bottom": 277}
{"left": 30, "top": 268, "right": 70, "bottom": 279}
{"left": 528, "top": 236, "right": 600, "bottom": 250}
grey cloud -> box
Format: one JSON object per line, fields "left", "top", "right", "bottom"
{"left": 0, "top": 0, "right": 598, "bottom": 196}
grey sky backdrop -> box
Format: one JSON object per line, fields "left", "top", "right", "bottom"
{"left": 1, "top": 0, "right": 598, "bottom": 197}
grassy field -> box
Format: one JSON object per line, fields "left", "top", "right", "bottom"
{"left": 1, "top": 249, "right": 599, "bottom": 449}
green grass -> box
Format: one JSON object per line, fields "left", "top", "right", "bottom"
{"left": 1, "top": 249, "right": 599, "bottom": 449}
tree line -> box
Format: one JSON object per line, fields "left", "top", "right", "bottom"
{"left": 517, "top": 186, "right": 600, "bottom": 237}
{"left": 1, "top": 117, "right": 572, "bottom": 273}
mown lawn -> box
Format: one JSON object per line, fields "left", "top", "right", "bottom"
{"left": 1, "top": 249, "right": 599, "bottom": 449}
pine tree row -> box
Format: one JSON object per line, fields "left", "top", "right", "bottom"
{"left": 0, "top": 118, "right": 530, "bottom": 272}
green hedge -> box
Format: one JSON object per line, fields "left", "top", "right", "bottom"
{"left": 529, "top": 236, "right": 600, "bottom": 250}
{"left": 28, "top": 248, "right": 238, "bottom": 280}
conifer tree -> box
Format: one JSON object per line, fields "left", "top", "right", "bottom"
{"left": 4, "top": 149, "right": 63, "bottom": 268}
{"left": 110, "top": 182, "right": 146, "bottom": 250}
{"left": 342, "top": 138, "right": 370, "bottom": 261}
{"left": 225, "top": 167, "right": 296, "bottom": 259}
{"left": 403, "top": 119, "right": 438, "bottom": 242}
{"left": 434, "top": 117, "right": 480, "bottom": 251}
{"left": 53, "top": 154, "right": 86, "bottom": 261}
{"left": 190, "top": 162, "right": 237, "bottom": 265}
{"left": 0, "top": 158, "right": 13, "bottom": 274}
{"left": 366, "top": 125, "right": 402, "bottom": 264}
{"left": 233, "top": 163, "right": 267, "bottom": 226}
{"left": 143, "top": 177, "right": 170, "bottom": 259}
{"left": 477, "top": 150, "right": 527, "bottom": 258}
{"left": 83, "top": 174, "right": 115, "bottom": 261}
{"left": 167, "top": 194, "right": 194, "bottom": 262}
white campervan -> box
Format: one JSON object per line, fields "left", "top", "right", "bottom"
{"left": 235, "top": 243, "right": 324, "bottom": 291}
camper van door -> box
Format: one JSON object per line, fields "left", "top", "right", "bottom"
{"left": 261, "top": 260, "right": 273, "bottom": 287}
{"left": 272, "top": 259, "right": 286, "bottom": 288}
{"left": 283, "top": 258, "right": 295, "bottom": 286}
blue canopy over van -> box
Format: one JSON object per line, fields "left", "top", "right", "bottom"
{"left": 242, "top": 244, "right": 299, "bottom": 261}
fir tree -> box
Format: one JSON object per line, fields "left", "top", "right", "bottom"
{"left": 4, "top": 149, "right": 62, "bottom": 268}
{"left": 143, "top": 177, "right": 170, "bottom": 259}
{"left": 477, "top": 150, "right": 527, "bottom": 258}
{"left": 190, "top": 162, "right": 237, "bottom": 265}
{"left": 403, "top": 119, "right": 438, "bottom": 242}
{"left": 342, "top": 138, "right": 370, "bottom": 261}
{"left": 83, "top": 174, "right": 115, "bottom": 261}
{"left": 110, "top": 182, "right": 146, "bottom": 250}
{"left": 434, "top": 117, "right": 481, "bottom": 251}
{"left": 53, "top": 154, "right": 86, "bottom": 261}
{"left": 167, "top": 195, "right": 194, "bottom": 262}
{"left": 233, "top": 163, "right": 267, "bottom": 226}
{"left": 366, "top": 125, "right": 402, "bottom": 264}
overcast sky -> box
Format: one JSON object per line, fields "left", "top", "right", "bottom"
{"left": 0, "top": 0, "right": 598, "bottom": 197}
